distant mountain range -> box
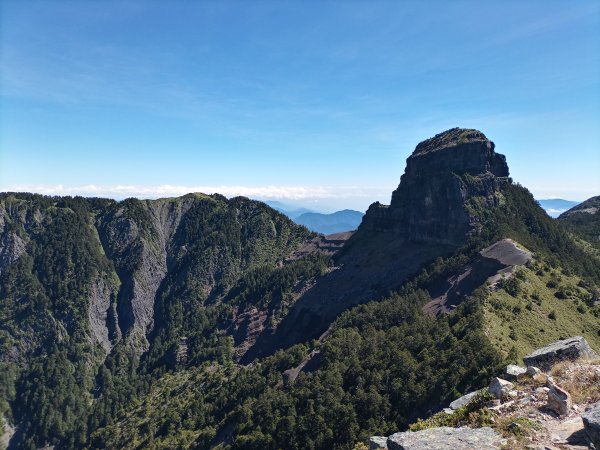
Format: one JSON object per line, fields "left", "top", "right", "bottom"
{"left": 537, "top": 199, "right": 580, "bottom": 218}
{"left": 266, "top": 201, "right": 364, "bottom": 234}
{"left": 267, "top": 199, "right": 582, "bottom": 233}
{"left": 295, "top": 210, "right": 364, "bottom": 234}
{"left": 2, "top": 128, "right": 599, "bottom": 449}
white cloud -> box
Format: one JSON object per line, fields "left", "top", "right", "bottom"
{"left": 0, "top": 183, "right": 393, "bottom": 201}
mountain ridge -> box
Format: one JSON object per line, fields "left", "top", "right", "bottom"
{"left": 1, "top": 129, "right": 599, "bottom": 450}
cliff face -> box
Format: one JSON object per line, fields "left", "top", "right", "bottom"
{"left": 361, "top": 128, "right": 510, "bottom": 246}
{"left": 0, "top": 194, "right": 310, "bottom": 364}
{"left": 242, "top": 128, "right": 513, "bottom": 361}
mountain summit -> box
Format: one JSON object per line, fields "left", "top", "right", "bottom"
{"left": 2, "top": 129, "right": 599, "bottom": 450}
{"left": 244, "top": 128, "right": 515, "bottom": 358}
{"left": 362, "top": 128, "right": 510, "bottom": 245}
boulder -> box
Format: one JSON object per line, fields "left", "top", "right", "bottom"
{"left": 582, "top": 401, "right": 600, "bottom": 448}
{"left": 449, "top": 390, "right": 480, "bottom": 410}
{"left": 532, "top": 373, "right": 548, "bottom": 384}
{"left": 505, "top": 364, "right": 527, "bottom": 379}
{"left": 526, "top": 366, "right": 542, "bottom": 377}
{"left": 523, "top": 337, "right": 599, "bottom": 370}
{"left": 387, "top": 426, "right": 506, "bottom": 449}
{"left": 488, "top": 377, "right": 514, "bottom": 399}
{"left": 546, "top": 379, "right": 572, "bottom": 416}
{"left": 369, "top": 436, "right": 388, "bottom": 450}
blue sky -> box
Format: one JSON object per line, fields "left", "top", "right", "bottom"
{"left": 1, "top": 1, "right": 599, "bottom": 212}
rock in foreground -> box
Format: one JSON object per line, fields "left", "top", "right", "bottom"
{"left": 582, "top": 401, "right": 600, "bottom": 449}
{"left": 523, "top": 336, "right": 599, "bottom": 369}
{"left": 387, "top": 427, "right": 506, "bottom": 450}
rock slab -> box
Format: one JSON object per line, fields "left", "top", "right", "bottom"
{"left": 387, "top": 426, "right": 506, "bottom": 450}
{"left": 523, "top": 337, "right": 598, "bottom": 370}
{"left": 449, "top": 390, "right": 480, "bottom": 410}
{"left": 488, "top": 377, "right": 514, "bottom": 399}
{"left": 369, "top": 436, "right": 388, "bottom": 450}
{"left": 505, "top": 364, "right": 527, "bottom": 379}
{"left": 582, "top": 401, "right": 600, "bottom": 448}
{"left": 546, "top": 379, "right": 572, "bottom": 416}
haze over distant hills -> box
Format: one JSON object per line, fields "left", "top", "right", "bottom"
{"left": 1, "top": 128, "right": 599, "bottom": 450}
{"left": 537, "top": 199, "right": 581, "bottom": 218}
{"left": 267, "top": 199, "right": 583, "bottom": 233}
{"left": 266, "top": 201, "right": 364, "bottom": 234}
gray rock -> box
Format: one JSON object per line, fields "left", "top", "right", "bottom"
{"left": 87, "top": 278, "right": 116, "bottom": 353}
{"left": 546, "top": 379, "right": 572, "bottom": 416}
{"left": 505, "top": 364, "right": 527, "bottom": 379}
{"left": 582, "top": 401, "right": 600, "bottom": 448}
{"left": 526, "top": 366, "right": 542, "bottom": 377}
{"left": 523, "top": 337, "right": 599, "bottom": 369}
{"left": 449, "top": 390, "right": 480, "bottom": 410}
{"left": 387, "top": 427, "right": 506, "bottom": 450}
{"left": 1, "top": 415, "right": 15, "bottom": 450}
{"left": 361, "top": 128, "right": 510, "bottom": 247}
{"left": 488, "top": 377, "right": 514, "bottom": 399}
{"left": 369, "top": 436, "right": 388, "bottom": 450}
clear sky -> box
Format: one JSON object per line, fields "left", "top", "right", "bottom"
{"left": 1, "top": 1, "right": 599, "bottom": 212}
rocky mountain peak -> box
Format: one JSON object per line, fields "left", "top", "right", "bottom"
{"left": 413, "top": 127, "right": 489, "bottom": 155}
{"left": 361, "top": 128, "right": 511, "bottom": 245}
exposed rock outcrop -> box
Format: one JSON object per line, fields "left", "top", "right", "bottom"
{"left": 488, "top": 377, "right": 514, "bottom": 399}
{"left": 1, "top": 416, "right": 15, "bottom": 450}
{"left": 243, "top": 128, "right": 513, "bottom": 361}
{"left": 582, "top": 401, "right": 600, "bottom": 448}
{"left": 523, "top": 337, "right": 599, "bottom": 370}
{"left": 361, "top": 128, "right": 510, "bottom": 246}
{"left": 449, "top": 390, "right": 481, "bottom": 410}
{"left": 368, "top": 435, "right": 388, "bottom": 450}
{"left": 505, "top": 364, "right": 527, "bottom": 380}
{"left": 369, "top": 339, "right": 600, "bottom": 449}
{"left": 424, "top": 239, "right": 531, "bottom": 315}
{"left": 87, "top": 278, "right": 118, "bottom": 353}
{"left": 546, "top": 378, "right": 572, "bottom": 416}
{"left": 386, "top": 426, "right": 506, "bottom": 450}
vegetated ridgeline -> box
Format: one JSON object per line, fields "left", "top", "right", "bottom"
{"left": 242, "top": 128, "right": 513, "bottom": 361}
{"left": 1, "top": 128, "right": 599, "bottom": 450}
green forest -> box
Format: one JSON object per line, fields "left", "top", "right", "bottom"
{"left": 1, "top": 183, "right": 599, "bottom": 449}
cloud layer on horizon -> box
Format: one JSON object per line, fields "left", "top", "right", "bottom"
{"left": 0, "top": 183, "right": 393, "bottom": 201}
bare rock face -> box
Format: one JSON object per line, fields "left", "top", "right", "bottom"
{"left": 449, "top": 390, "right": 481, "bottom": 410}
{"left": 97, "top": 196, "right": 197, "bottom": 351}
{"left": 505, "top": 364, "right": 527, "bottom": 380}
{"left": 386, "top": 426, "right": 506, "bottom": 450}
{"left": 87, "top": 278, "right": 118, "bottom": 353}
{"left": 488, "top": 377, "right": 514, "bottom": 399}
{"left": 582, "top": 401, "right": 600, "bottom": 448}
{"left": 369, "top": 436, "right": 388, "bottom": 450}
{"left": 0, "top": 203, "right": 29, "bottom": 274}
{"left": 546, "top": 379, "right": 572, "bottom": 416}
{"left": 361, "top": 128, "right": 510, "bottom": 246}
{"left": 523, "top": 337, "right": 599, "bottom": 370}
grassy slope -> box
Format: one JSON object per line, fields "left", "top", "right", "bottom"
{"left": 483, "top": 257, "right": 600, "bottom": 362}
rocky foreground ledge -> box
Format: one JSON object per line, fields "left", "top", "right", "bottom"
{"left": 369, "top": 337, "right": 600, "bottom": 450}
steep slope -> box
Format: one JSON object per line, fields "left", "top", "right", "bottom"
{"left": 559, "top": 195, "right": 600, "bottom": 247}
{"left": 2, "top": 129, "right": 599, "bottom": 450}
{"left": 0, "top": 193, "right": 312, "bottom": 449}
{"left": 243, "top": 128, "right": 512, "bottom": 361}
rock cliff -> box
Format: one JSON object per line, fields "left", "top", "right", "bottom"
{"left": 243, "top": 128, "right": 514, "bottom": 361}
{"left": 361, "top": 128, "right": 510, "bottom": 246}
